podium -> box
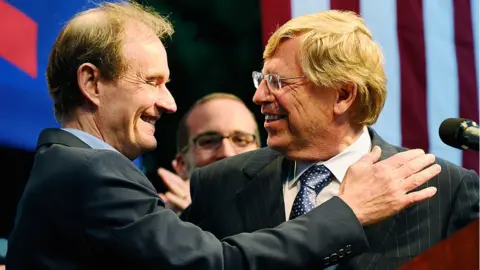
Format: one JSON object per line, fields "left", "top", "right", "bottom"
{"left": 398, "top": 219, "right": 479, "bottom": 270}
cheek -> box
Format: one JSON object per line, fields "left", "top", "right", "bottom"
{"left": 193, "top": 151, "right": 214, "bottom": 167}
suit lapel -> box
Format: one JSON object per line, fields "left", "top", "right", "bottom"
{"left": 339, "top": 128, "right": 401, "bottom": 270}
{"left": 236, "top": 148, "right": 287, "bottom": 232}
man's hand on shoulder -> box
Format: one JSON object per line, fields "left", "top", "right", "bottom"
{"left": 339, "top": 146, "right": 441, "bottom": 226}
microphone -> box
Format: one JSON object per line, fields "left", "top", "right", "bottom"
{"left": 439, "top": 118, "right": 479, "bottom": 151}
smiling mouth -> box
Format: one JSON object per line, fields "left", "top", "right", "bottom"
{"left": 140, "top": 115, "right": 157, "bottom": 125}
{"left": 265, "top": 114, "right": 287, "bottom": 122}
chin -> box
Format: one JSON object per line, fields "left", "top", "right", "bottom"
{"left": 138, "top": 137, "right": 158, "bottom": 153}
{"left": 266, "top": 134, "right": 288, "bottom": 152}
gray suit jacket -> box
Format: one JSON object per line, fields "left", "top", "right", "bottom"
{"left": 184, "top": 128, "right": 479, "bottom": 269}
{"left": 6, "top": 128, "right": 369, "bottom": 270}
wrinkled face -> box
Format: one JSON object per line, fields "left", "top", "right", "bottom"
{"left": 182, "top": 99, "right": 259, "bottom": 174}
{"left": 253, "top": 38, "right": 338, "bottom": 161}
{"left": 96, "top": 24, "right": 176, "bottom": 159}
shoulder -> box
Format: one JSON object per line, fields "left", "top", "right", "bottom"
{"left": 370, "top": 128, "right": 475, "bottom": 184}
{"left": 380, "top": 142, "right": 476, "bottom": 189}
{"left": 192, "top": 147, "right": 279, "bottom": 182}
{"left": 33, "top": 145, "right": 147, "bottom": 188}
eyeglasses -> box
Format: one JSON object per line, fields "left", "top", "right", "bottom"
{"left": 252, "top": 71, "right": 305, "bottom": 91}
{"left": 181, "top": 132, "right": 257, "bottom": 153}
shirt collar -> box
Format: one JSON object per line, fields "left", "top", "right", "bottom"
{"left": 62, "top": 128, "right": 118, "bottom": 152}
{"left": 288, "top": 127, "right": 371, "bottom": 189}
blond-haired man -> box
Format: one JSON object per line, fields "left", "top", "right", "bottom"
{"left": 183, "top": 10, "right": 478, "bottom": 269}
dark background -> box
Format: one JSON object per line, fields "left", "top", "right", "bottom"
{"left": 0, "top": 0, "right": 266, "bottom": 238}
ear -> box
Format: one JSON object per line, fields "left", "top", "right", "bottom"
{"left": 333, "top": 82, "right": 357, "bottom": 116}
{"left": 77, "top": 63, "right": 102, "bottom": 106}
{"left": 172, "top": 154, "right": 190, "bottom": 180}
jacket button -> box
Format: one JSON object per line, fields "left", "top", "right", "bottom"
{"left": 323, "top": 256, "right": 330, "bottom": 266}
{"left": 338, "top": 249, "right": 345, "bottom": 258}
{"left": 346, "top": 244, "right": 352, "bottom": 254}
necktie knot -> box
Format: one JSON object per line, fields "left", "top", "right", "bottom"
{"left": 299, "top": 164, "right": 333, "bottom": 194}
{"left": 289, "top": 164, "right": 334, "bottom": 220}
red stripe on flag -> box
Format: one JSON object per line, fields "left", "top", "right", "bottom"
{"left": 0, "top": 1, "right": 37, "bottom": 78}
{"left": 454, "top": 0, "right": 479, "bottom": 173}
{"left": 397, "top": 0, "right": 429, "bottom": 152}
{"left": 260, "top": 0, "right": 291, "bottom": 45}
{"left": 330, "top": 0, "right": 360, "bottom": 14}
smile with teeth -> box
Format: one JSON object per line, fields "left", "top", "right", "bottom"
{"left": 140, "top": 116, "right": 157, "bottom": 125}
{"left": 265, "top": 114, "right": 287, "bottom": 122}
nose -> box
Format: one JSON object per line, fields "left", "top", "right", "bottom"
{"left": 252, "top": 80, "right": 274, "bottom": 105}
{"left": 215, "top": 138, "right": 236, "bottom": 160}
{"left": 156, "top": 87, "right": 177, "bottom": 113}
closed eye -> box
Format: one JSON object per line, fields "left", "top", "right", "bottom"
{"left": 146, "top": 78, "right": 171, "bottom": 88}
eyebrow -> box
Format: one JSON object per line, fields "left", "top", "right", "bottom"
{"left": 143, "top": 74, "right": 171, "bottom": 85}
{"left": 194, "top": 130, "right": 253, "bottom": 138}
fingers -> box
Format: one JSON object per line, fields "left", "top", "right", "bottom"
{"left": 395, "top": 153, "right": 436, "bottom": 180}
{"left": 375, "top": 148, "right": 425, "bottom": 169}
{"left": 164, "top": 191, "right": 190, "bottom": 211}
{"left": 402, "top": 164, "right": 441, "bottom": 192}
{"left": 404, "top": 187, "right": 437, "bottom": 207}
{"left": 159, "top": 168, "right": 185, "bottom": 185}
{"left": 361, "top": 146, "right": 382, "bottom": 164}
{"left": 158, "top": 168, "right": 189, "bottom": 198}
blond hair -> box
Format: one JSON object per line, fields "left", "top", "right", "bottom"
{"left": 264, "top": 10, "right": 386, "bottom": 125}
{"left": 46, "top": 1, "right": 174, "bottom": 122}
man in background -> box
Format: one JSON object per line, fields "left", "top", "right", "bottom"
{"left": 158, "top": 93, "right": 260, "bottom": 212}
{"left": 182, "top": 10, "right": 478, "bottom": 269}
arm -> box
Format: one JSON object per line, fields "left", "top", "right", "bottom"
{"left": 82, "top": 151, "right": 368, "bottom": 270}
{"left": 446, "top": 169, "right": 479, "bottom": 236}
{"left": 180, "top": 169, "right": 206, "bottom": 223}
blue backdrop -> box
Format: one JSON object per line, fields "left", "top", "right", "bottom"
{"left": 0, "top": 0, "right": 141, "bottom": 167}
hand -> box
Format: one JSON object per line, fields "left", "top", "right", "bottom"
{"left": 158, "top": 168, "right": 191, "bottom": 213}
{"left": 339, "top": 146, "right": 441, "bottom": 226}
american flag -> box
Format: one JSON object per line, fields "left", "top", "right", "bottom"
{"left": 261, "top": 0, "right": 479, "bottom": 173}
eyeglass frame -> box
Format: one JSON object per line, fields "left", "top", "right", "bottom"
{"left": 179, "top": 131, "right": 258, "bottom": 154}
{"left": 252, "top": 71, "right": 305, "bottom": 91}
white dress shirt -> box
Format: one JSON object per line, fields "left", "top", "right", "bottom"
{"left": 284, "top": 128, "right": 372, "bottom": 219}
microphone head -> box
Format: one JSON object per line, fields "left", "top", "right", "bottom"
{"left": 439, "top": 118, "right": 470, "bottom": 149}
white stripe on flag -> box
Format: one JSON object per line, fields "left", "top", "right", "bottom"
{"left": 361, "top": 0, "right": 402, "bottom": 146}
{"left": 472, "top": 0, "right": 479, "bottom": 109}
{"left": 291, "top": 0, "right": 329, "bottom": 18}
{"left": 424, "top": 0, "right": 462, "bottom": 165}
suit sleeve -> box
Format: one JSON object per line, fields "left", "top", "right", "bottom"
{"left": 180, "top": 169, "right": 206, "bottom": 224}
{"left": 82, "top": 151, "right": 369, "bottom": 270}
{"left": 446, "top": 169, "right": 479, "bottom": 236}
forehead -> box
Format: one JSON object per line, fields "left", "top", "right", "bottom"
{"left": 263, "top": 37, "right": 302, "bottom": 76}
{"left": 186, "top": 99, "right": 257, "bottom": 136}
{"left": 121, "top": 22, "right": 169, "bottom": 77}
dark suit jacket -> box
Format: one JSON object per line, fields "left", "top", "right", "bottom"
{"left": 183, "top": 128, "right": 479, "bottom": 270}
{"left": 6, "top": 128, "right": 370, "bottom": 270}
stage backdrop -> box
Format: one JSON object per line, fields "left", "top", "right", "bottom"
{"left": 0, "top": 0, "right": 143, "bottom": 166}
{"left": 261, "top": 0, "right": 479, "bottom": 172}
